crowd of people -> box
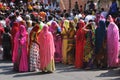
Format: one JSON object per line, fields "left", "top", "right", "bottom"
{"left": 0, "top": 0, "right": 120, "bottom": 73}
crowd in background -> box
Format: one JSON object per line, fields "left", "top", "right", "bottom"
{"left": 0, "top": 0, "right": 120, "bottom": 73}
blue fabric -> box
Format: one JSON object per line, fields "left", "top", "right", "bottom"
{"left": 109, "top": 2, "right": 118, "bottom": 14}
{"left": 95, "top": 20, "right": 106, "bottom": 54}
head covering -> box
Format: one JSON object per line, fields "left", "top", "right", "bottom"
{"left": 75, "top": 20, "right": 85, "bottom": 68}
{"left": 49, "top": 21, "right": 58, "bottom": 32}
{"left": 63, "top": 20, "right": 69, "bottom": 31}
{"left": 11, "top": 22, "right": 19, "bottom": 39}
{"left": 19, "top": 25, "right": 27, "bottom": 37}
{"left": 38, "top": 24, "right": 55, "bottom": 70}
{"left": 95, "top": 20, "right": 106, "bottom": 54}
{"left": 42, "top": 24, "right": 49, "bottom": 33}
{"left": 30, "top": 24, "right": 40, "bottom": 42}
{"left": 107, "top": 22, "right": 119, "bottom": 67}
{"left": 39, "top": 11, "right": 46, "bottom": 21}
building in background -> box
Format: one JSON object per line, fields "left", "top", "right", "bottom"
{"left": 59, "top": 0, "right": 120, "bottom": 12}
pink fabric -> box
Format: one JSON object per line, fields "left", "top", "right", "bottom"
{"left": 49, "top": 21, "right": 62, "bottom": 62}
{"left": 38, "top": 25, "right": 55, "bottom": 70}
{"left": 5, "top": 17, "right": 10, "bottom": 27}
{"left": 107, "top": 22, "right": 120, "bottom": 67}
{"left": 12, "top": 25, "right": 28, "bottom": 72}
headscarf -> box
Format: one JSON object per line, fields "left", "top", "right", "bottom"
{"left": 11, "top": 22, "right": 19, "bottom": 39}
{"left": 49, "top": 21, "right": 58, "bottom": 33}
{"left": 107, "top": 21, "right": 119, "bottom": 67}
{"left": 76, "top": 20, "right": 85, "bottom": 41}
{"left": 38, "top": 24, "right": 55, "bottom": 69}
{"left": 95, "top": 20, "right": 106, "bottom": 54}
{"left": 30, "top": 24, "right": 40, "bottom": 42}
{"left": 63, "top": 20, "right": 69, "bottom": 31}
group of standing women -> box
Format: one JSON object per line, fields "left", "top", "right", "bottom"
{"left": 60, "top": 15, "right": 120, "bottom": 69}
{"left": 11, "top": 20, "right": 56, "bottom": 72}
{"left": 1, "top": 12, "right": 119, "bottom": 73}
{"left": 75, "top": 15, "right": 120, "bottom": 69}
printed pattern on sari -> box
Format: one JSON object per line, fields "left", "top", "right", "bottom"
{"left": 83, "top": 30, "right": 95, "bottom": 68}
{"left": 29, "top": 42, "right": 40, "bottom": 71}
{"left": 67, "top": 27, "right": 76, "bottom": 64}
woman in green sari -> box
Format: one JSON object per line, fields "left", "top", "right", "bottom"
{"left": 83, "top": 21, "right": 95, "bottom": 69}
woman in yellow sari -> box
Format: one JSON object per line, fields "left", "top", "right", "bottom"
{"left": 67, "top": 21, "right": 76, "bottom": 65}
{"left": 61, "top": 20, "right": 69, "bottom": 64}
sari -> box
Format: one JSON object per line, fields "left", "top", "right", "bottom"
{"left": 107, "top": 22, "right": 120, "bottom": 68}
{"left": 83, "top": 23, "right": 95, "bottom": 69}
{"left": 38, "top": 25, "right": 55, "bottom": 72}
{"left": 29, "top": 24, "right": 40, "bottom": 71}
{"left": 75, "top": 20, "right": 85, "bottom": 68}
{"left": 61, "top": 20, "right": 69, "bottom": 64}
{"left": 12, "top": 24, "right": 28, "bottom": 72}
{"left": 94, "top": 20, "right": 107, "bottom": 68}
{"left": 11, "top": 22, "right": 19, "bottom": 57}
{"left": 50, "top": 21, "right": 62, "bottom": 63}
{"left": 95, "top": 20, "right": 106, "bottom": 54}
{"left": 67, "top": 21, "right": 76, "bottom": 65}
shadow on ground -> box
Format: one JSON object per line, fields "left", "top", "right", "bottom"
{"left": 96, "top": 68, "right": 120, "bottom": 80}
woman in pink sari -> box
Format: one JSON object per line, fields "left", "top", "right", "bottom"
{"left": 107, "top": 15, "right": 120, "bottom": 68}
{"left": 38, "top": 24, "right": 55, "bottom": 73}
{"left": 49, "top": 21, "right": 62, "bottom": 63}
{"left": 12, "top": 21, "right": 28, "bottom": 72}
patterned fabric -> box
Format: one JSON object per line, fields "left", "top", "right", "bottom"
{"left": 83, "top": 25, "right": 95, "bottom": 69}
{"left": 29, "top": 42, "right": 40, "bottom": 71}
{"left": 67, "top": 21, "right": 76, "bottom": 65}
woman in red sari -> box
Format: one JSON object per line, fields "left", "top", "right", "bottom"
{"left": 75, "top": 20, "right": 86, "bottom": 68}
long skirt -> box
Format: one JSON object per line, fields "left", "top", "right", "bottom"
{"left": 29, "top": 42, "right": 40, "bottom": 71}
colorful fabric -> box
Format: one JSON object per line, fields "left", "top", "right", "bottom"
{"left": 107, "top": 22, "right": 120, "bottom": 67}
{"left": 67, "top": 21, "right": 76, "bottom": 65}
{"left": 61, "top": 20, "right": 69, "bottom": 64}
{"left": 94, "top": 20, "right": 107, "bottom": 68}
{"left": 95, "top": 20, "right": 106, "bottom": 54}
{"left": 29, "top": 24, "right": 40, "bottom": 71}
{"left": 50, "top": 21, "right": 62, "bottom": 63}
{"left": 12, "top": 25, "right": 28, "bottom": 72}
{"left": 75, "top": 20, "right": 85, "bottom": 68}
{"left": 83, "top": 23, "right": 95, "bottom": 69}
{"left": 29, "top": 42, "right": 40, "bottom": 71}
{"left": 38, "top": 25, "right": 55, "bottom": 72}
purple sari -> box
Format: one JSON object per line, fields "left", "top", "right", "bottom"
{"left": 107, "top": 22, "right": 120, "bottom": 67}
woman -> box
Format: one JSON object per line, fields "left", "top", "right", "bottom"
{"left": 67, "top": 21, "right": 76, "bottom": 65}
{"left": 12, "top": 21, "right": 28, "bottom": 72}
{"left": 83, "top": 21, "right": 95, "bottom": 69}
{"left": 94, "top": 20, "right": 107, "bottom": 68}
{"left": 61, "top": 20, "right": 69, "bottom": 64}
{"left": 38, "top": 25, "right": 55, "bottom": 73}
{"left": 75, "top": 20, "right": 85, "bottom": 68}
{"left": 107, "top": 15, "right": 120, "bottom": 68}
{"left": 11, "top": 22, "right": 19, "bottom": 57}
{"left": 29, "top": 24, "right": 40, "bottom": 72}
{"left": 50, "top": 21, "right": 62, "bottom": 63}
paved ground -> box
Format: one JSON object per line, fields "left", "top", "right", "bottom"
{"left": 0, "top": 60, "right": 119, "bottom": 80}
